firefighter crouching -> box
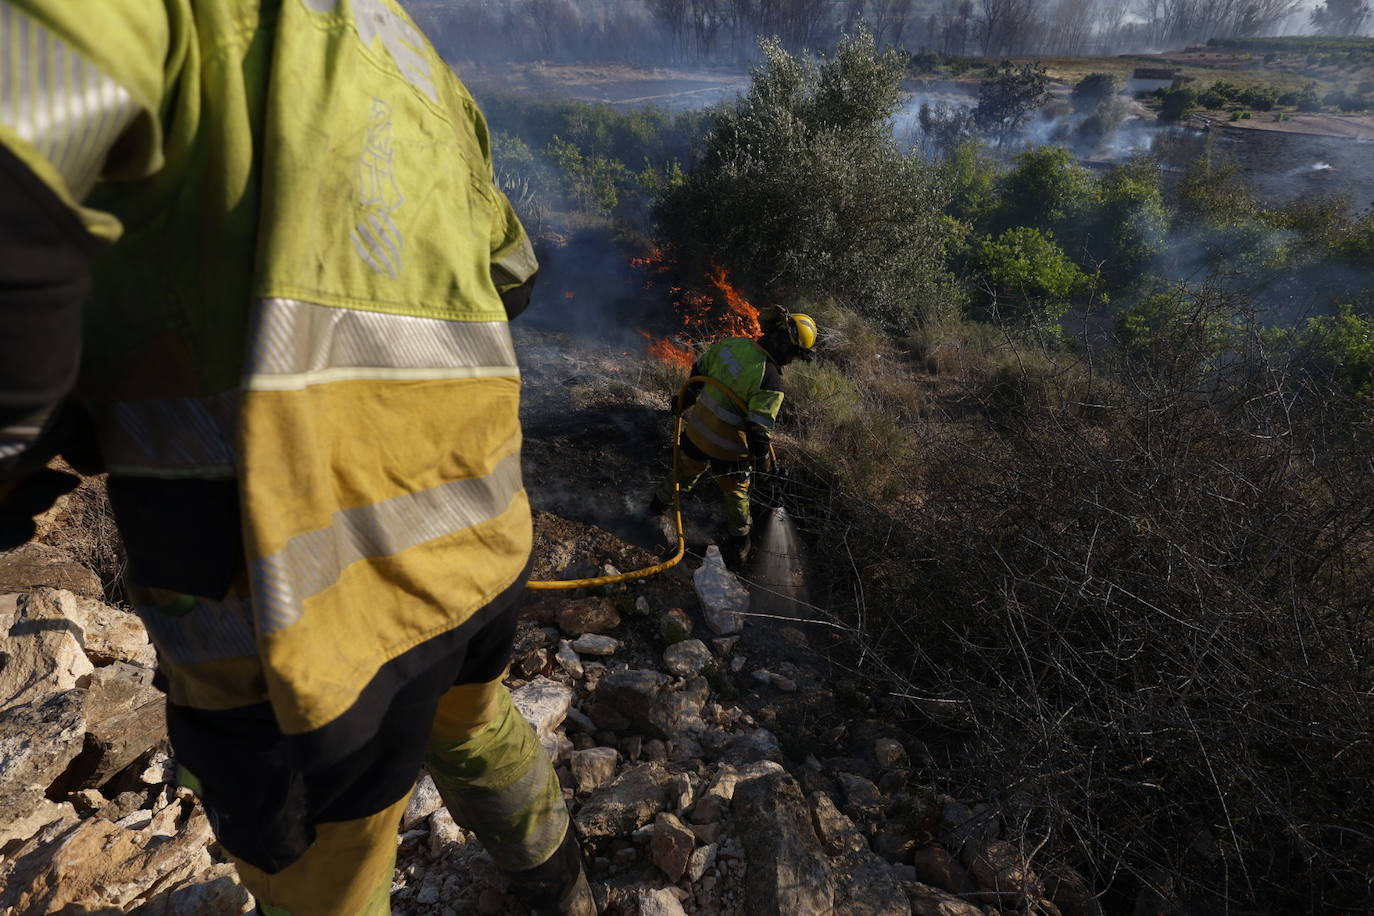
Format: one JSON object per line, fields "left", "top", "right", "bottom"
{"left": 653, "top": 307, "right": 819, "bottom": 567}
{"left": 0, "top": 1, "right": 592, "bottom": 913}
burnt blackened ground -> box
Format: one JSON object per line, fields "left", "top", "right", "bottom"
{"left": 514, "top": 323, "right": 745, "bottom": 560}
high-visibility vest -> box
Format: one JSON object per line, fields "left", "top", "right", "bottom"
{"left": 0, "top": 0, "right": 536, "bottom": 765}
{"left": 684, "top": 337, "right": 785, "bottom": 462}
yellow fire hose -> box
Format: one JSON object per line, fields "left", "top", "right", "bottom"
{"left": 525, "top": 374, "right": 763, "bottom": 591}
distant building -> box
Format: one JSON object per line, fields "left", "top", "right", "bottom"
{"left": 1128, "top": 68, "right": 1185, "bottom": 93}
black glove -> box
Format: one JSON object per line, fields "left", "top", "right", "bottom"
{"left": 748, "top": 432, "right": 776, "bottom": 477}
{"left": 675, "top": 381, "right": 702, "bottom": 416}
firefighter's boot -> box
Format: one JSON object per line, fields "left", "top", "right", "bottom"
{"left": 507, "top": 824, "right": 597, "bottom": 915}
{"left": 723, "top": 532, "right": 752, "bottom": 570}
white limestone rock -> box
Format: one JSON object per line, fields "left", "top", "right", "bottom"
{"left": 693, "top": 546, "right": 748, "bottom": 635}
{"left": 511, "top": 677, "right": 573, "bottom": 740}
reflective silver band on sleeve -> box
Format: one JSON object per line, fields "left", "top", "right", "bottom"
{"left": 135, "top": 592, "right": 258, "bottom": 665}
{"left": 92, "top": 299, "right": 521, "bottom": 477}
{"left": 245, "top": 297, "right": 519, "bottom": 390}
{"left": 0, "top": 4, "right": 137, "bottom": 199}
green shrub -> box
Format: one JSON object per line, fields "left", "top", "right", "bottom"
{"left": 1239, "top": 85, "right": 1279, "bottom": 110}
{"left": 1293, "top": 303, "right": 1374, "bottom": 396}
{"left": 654, "top": 32, "right": 954, "bottom": 329}
{"left": 972, "top": 226, "right": 1090, "bottom": 325}
{"left": 909, "top": 49, "right": 942, "bottom": 74}
{"left": 549, "top": 137, "right": 630, "bottom": 217}
{"left": 1159, "top": 86, "right": 1198, "bottom": 121}
{"left": 1176, "top": 159, "right": 1258, "bottom": 226}
{"left": 941, "top": 141, "right": 998, "bottom": 227}
{"left": 1198, "top": 85, "right": 1233, "bottom": 109}
{"left": 990, "top": 147, "right": 1097, "bottom": 240}
{"left": 1115, "top": 286, "right": 1236, "bottom": 363}
{"left": 1085, "top": 160, "right": 1168, "bottom": 289}
{"left": 1070, "top": 72, "right": 1121, "bottom": 114}
{"left": 481, "top": 94, "right": 708, "bottom": 228}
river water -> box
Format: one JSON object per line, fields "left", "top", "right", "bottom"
{"left": 1150, "top": 124, "right": 1374, "bottom": 215}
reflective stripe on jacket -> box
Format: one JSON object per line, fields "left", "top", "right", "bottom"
{"left": 0, "top": 0, "right": 537, "bottom": 766}
{"left": 683, "top": 337, "right": 785, "bottom": 462}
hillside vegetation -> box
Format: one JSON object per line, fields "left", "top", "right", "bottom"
{"left": 492, "top": 30, "right": 1374, "bottom": 914}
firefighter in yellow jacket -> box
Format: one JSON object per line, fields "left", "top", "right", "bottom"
{"left": 654, "top": 308, "right": 818, "bottom": 566}
{"left": 0, "top": 1, "right": 592, "bottom": 913}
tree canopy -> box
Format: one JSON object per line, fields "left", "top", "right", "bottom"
{"left": 655, "top": 31, "right": 955, "bottom": 327}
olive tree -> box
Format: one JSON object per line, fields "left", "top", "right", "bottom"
{"left": 654, "top": 30, "right": 956, "bottom": 328}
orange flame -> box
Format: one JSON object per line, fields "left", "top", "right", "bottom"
{"left": 643, "top": 334, "right": 695, "bottom": 369}
{"left": 636, "top": 249, "right": 761, "bottom": 367}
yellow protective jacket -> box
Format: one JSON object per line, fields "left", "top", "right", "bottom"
{"left": 0, "top": 0, "right": 535, "bottom": 769}
{"left": 682, "top": 337, "right": 785, "bottom": 462}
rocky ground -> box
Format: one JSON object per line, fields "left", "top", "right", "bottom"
{"left": 0, "top": 492, "right": 1100, "bottom": 915}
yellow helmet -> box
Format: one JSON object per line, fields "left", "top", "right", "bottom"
{"left": 760, "top": 305, "right": 819, "bottom": 360}
{"left": 789, "top": 313, "right": 819, "bottom": 353}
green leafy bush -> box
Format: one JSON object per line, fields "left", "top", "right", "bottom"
{"left": 1087, "top": 160, "right": 1168, "bottom": 288}
{"left": 1070, "top": 72, "right": 1121, "bottom": 114}
{"left": 481, "top": 92, "right": 707, "bottom": 226}
{"left": 989, "top": 147, "right": 1097, "bottom": 240}
{"left": 1159, "top": 86, "right": 1198, "bottom": 121}
{"left": 1176, "top": 159, "right": 1258, "bottom": 227}
{"left": 1115, "top": 286, "right": 1235, "bottom": 363}
{"left": 972, "top": 226, "right": 1090, "bottom": 324}
{"left": 1293, "top": 303, "right": 1374, "bottom": 396}
{"left": 655, "top": 31, "right": 955, "bottom": 328}
{"left": 940, "top": 141, "right": 998, "bottom": 228}
{"left": 908, "top": 49, "right": 942, "bottom": 74}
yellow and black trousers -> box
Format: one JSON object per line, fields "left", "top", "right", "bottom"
{"left": 656, "top": 433, "right": 753, "bottom": 537}
{"left": 137, "top": 576, "right": 565, "bottom": 916}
